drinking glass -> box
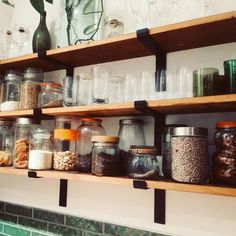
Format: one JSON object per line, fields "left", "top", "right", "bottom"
{"left": 166, "top": 71, "right": 179, "bottom": 99}
{"left": 77, "top": 73, "right": 92, "bottom": 106}
{"left": 108, "top": 76, "right": 125, "bottom": 104}
{"left": 139, "top": 71, "right": 155, "bottom": 100}
{"left": 63, "top": 76, "right": 77, "bottom": 106}
{"left": 155, "top": 69, "right": 167, "bottom": 100}
{"left": 124, "top": 74, "right": 139, "bottom": 102}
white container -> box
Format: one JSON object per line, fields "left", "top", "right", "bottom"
{"left": 28, "top": 150, "right": 52, "bottom": 170}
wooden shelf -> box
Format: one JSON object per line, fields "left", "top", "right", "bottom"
{"left": 1, "top": 167, "right": 236, "bottom": 197}
{"left": 0, "top": 11, "right": 236, "bottom": 73}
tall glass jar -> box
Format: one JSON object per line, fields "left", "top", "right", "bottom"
{"left": 20, "top": 67, "right": 43, "bottom": 110}
{"left": 212, "top": 122, "right": 236, "bottom": 185}
{"left": 29, "top": 128, "right": 53, "bottom": 170}
{"left": 1, "top": 70, "right": 23, "bottom": 111}
{"left": 53, "top": 129, "right": 77, "bottom": 171}
{"left": 0, "top": 120, "right": 14, "bottom": 167}
{"left": 76, "top": 118, "right": 106, "bottom": 172}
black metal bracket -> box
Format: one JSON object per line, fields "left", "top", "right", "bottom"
{"left": 133, "top": 180, "right": 149, "bottom": 190}
{"left": 38, "top": 50, "right": 74, "bottom": 77}
{"left": 59, "top": 179, "right": 68, "bottom": 207}
{"left": 28, "top": 171, "right": 42, "bottom": 178}
{"left": 154, "top": 189, "right": 166, "bottom": 224}
{"left": 33, "top": 108, "right": 54, "bottom": 124}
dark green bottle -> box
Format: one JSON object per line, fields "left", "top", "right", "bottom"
{"left": 32, "top": 11, "right": 51, "bottom": 53}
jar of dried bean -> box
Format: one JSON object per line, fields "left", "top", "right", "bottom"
{"left": 171, "top": 127, "right": 209, "bottom": 183}
{"left": 91, "top": 136, "right": 120, "bottom": 176}
{"left": 20, "top": 67, "right": 43, "bottom": 110}
{"left": 212, "top": 122, "right": 236, "bottom": 185}
{"left": 53, "top": 129, "right": 77, "bottom": 171}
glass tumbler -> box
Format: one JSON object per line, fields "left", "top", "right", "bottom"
{"left": 224, "top": 59, "right": 236, "bottom": 94}
{"left": 108, "top": 76, "right": 125, "bottom": 104}
{"left": 77, "top": 73, "right": 92, "bottom": 106}
{"left": 124, "top": 74, "right": 139, "bottom": 102}
{"left": 92, "top": 66, "right": 110, "bottom": 104}
{"left": 63, "top": 76, "right": 77, "bottom": 106}
{"left": 139, "top": 71, "right": 155, "bottom": 100}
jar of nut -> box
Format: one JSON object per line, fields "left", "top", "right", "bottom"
{"left": 19, "top": 67, "right": 43, "bottom": 110}
{"left": 53, "top": 129, "right": 77, "bottom": 171}
{"left": 212, "top": 122, "right": 236, "bottom": 185}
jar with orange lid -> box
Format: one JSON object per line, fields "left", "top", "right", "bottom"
{"left": 212, "top": 121, "right": 236, "bottom": 185}
{"left": 53, "top": 128, "right": 77, "bottom": 171}
{"left": 76, "top": 118, "right": 106, "bottom": 173}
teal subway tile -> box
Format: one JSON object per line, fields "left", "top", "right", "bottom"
{"left": 33, "top": 209, "right": 64, "bottom": 225}
{"left": 0, "top": 234, "right": 7, "bottom": 236}
{"left": 5, "top": 203, "right": 32, "bottom": 218}
{"left": 3, "top": 224, "right": 30, "bottom": 236}
{"left": 104, "top": 223, "right": 150, "bottom": 236}
{"left": 0, "top": 223, "right": 2, "bottom": 232}
{"left": 32, "top": 232, "right": 54, "bottom": 236}
{"left": 66, "top": 216, "right": 103, "bottom": 233}
{"left": 48, "top": 223, "right": 83, "bottom": 236}
{"left": 18, "top": 216, "right": 48, "bottom": 231}
{"left": 83, "top": 231, "right": 103, "bottom": 236}
{"left": 0, "top": 212, "right": 17, "bottom": 224}
{"left": 0, "top": 202, "right": 4, "bottom": 212}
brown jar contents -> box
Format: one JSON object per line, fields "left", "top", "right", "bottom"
{"left": 14, "top": 138, "right": 29, "bottom": 169}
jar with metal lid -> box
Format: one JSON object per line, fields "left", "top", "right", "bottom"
{"left": 128, "top": 146, "right": 159, "bottom": 180}
{"left": 171, "top": 127, "right": 209, "bottom": 183}
{"left": 20, "top": 67, "right": 43, "bottom": 110}
{"left": 28, "top": 128, "right": 53, "bottom": 170}
{"left": 13, "top": 118, "right": 39, "bottom": 169}
{"left": 1, "top": 70, "right": 23, "bottom": 111}
{"left": 77, "top": 118, "right": 106, "bottom": 173}
{"left": 0, "top": 120, "right": 14, "bottom": 166}
{"left": 53, "top": 129, "right": 77, "bottom": 171}
{"left": 91, "top": 136, "right": 120, "bottom": 176}
{"left": 212, "top": 122, "right": 236, "bottom": 185}
{"left": 38, "top": 82, "right": 63, "bottom": 108}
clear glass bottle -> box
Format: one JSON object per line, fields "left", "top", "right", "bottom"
{"left": 38, "top": 82, "right": 63, "bottom": 108}
{"left": 53, "top": 129, "right": 77, "bottom": 171}
{"left": 1, "top": 70, "right": 23, "bottom": 111}
{"left": 77, "top": 118, "right": 106, "bottom": 172}
{"left": 128, "top": 146, "right": 159, "bottom": 180}
{"left": 20, "top": 67, "right": 43, "bottom": 110}
{"left": 0, "top": 120, "right": 14, "bottom": 167}
{"left": 29, "top": 128, "right": 53, "bottom": 170}
{"left": 91, "top": 136, "right": 120, "bottom": 176}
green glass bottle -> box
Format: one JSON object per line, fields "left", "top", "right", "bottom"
{"left": 32, "top": 11, "right": 51, "bottom": 53}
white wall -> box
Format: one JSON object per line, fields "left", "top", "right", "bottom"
{"left": 1, "top": 1, "right": 236, "bottom": 236}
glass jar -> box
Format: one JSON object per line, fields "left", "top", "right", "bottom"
{"left": 20, "top": 67, "right": 43, "bottom": 110}
{"left": 38, "top": 82, "right": 63, "bottom": 108}
{"left": 0, "top": 120, "right": 14, "bottom": 167}
{"left": 1, "top": 70, "right": 23, "bottom": 111}
{"left": 118, "top": 119, "right": 146, "bottom": 175}
{"left": 91, "top": 136, "right": 120, "bottom": 176}
{"left": 53, "top": 129, "right": 77, "bottom": 171}
{"left": 128, "top": 146, "right": 159, "bottom": 180}
{"left": 28, "top": 128, "right": 53, "bottom": 170}
{"left": 13, "top": 118, "right": 38, "bottom": 169}
{"left": 171, "top": 127, "right": 209, "bottom": 183}
{"left": 77, "top": 118, "right": 106, "bottom": 172}
{"left": 104, "top": 15, "right": 124, "bottom": 38}
{"left": 212, "top": 122, "right": 236, "bottom": 185}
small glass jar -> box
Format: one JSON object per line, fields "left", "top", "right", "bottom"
{"left": 77, "top": 118, "right": 106, "bottom": 172}
{"left": 20, "top": 67, "right": 43, "bottom": 110}
{"left": 53, "top": 129, "right": 77, "bottom": 171}
{"left": 28, "top": 128, "right": 53, "bottom": 170}
{"left": 128, "top": 146, "right": 159, "bottom": 180}
{"left": 1, "top": 70, "right": 23, "bottom": 111}
{"left": 0, "top": 120, "right": 14, "bottom": 167}
{"left": 91, "top": 136, "right": 120, "bottom": 176}
{"left": 171, "top": 127, "right": 209, "bottom": 183}
{"left": 38, "top": 82, "right": 63, "bottom": 108}
{"left": 104, "top": 15, "right": 124, "bottom": 38}
{"left": 212, "top": 122, "right": 236, "bottom": 185}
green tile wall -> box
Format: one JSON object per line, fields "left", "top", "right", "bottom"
{"left": 0, "top": 201, "right": 171, "bottom": 236}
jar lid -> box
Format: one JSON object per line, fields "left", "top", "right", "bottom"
{"left": 54, "top": 129, "right": 77, "bottom": 141}
{"left": 164, "top": 124, "right": 188, "bottom": 134}
{"left": 119, "top": 119, "right": 144, "bottom": 125}
{"left": 16, "top": 118, "right": 37, "bottom": 125}
{"left": 24, "top": 67, "right": 43, "bottom": 80}
{"left": 92, "top": 136, "right": 119, "bottom": 143}
{"left": 41, "top": 82, "right": 62, "bottom": 89}
{"left": 216, "top": 121, "right": 236, "bottom": 128}
{"left": 0, "top": 120, "right": 13, "bottom": 126}
{"left": 129, "top": 145, "right": 158, "bottom": 155}
{"left": 32, "top": 128, "right": 51, "bottom": 139}
{"left": 170, "top": 127, "right": 208, "bottom": 136}
{"left": 5, "top": 70, "right": 23, "bottom": 80}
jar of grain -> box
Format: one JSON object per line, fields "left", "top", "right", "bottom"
{"left": 20, "top": 67, "right": 43, "bottom": 110}
{"left": 170, "top": 127, "right": 209, "bottom": 183}
{"left": 212, "top": 122, "right": 236, "bottom": 185}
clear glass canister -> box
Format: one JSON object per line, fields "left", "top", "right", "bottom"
{"left": 212, "top": 122, "right": 236, "bottom": 185}
{"left": 53, "top": 129, "right": 77, "bottom": 171}
{"left": 104, "top": 15, "right": 124, "bottom": 38}
{"left": 1, "top": 70, "right": 23, "bottom": 111}
{"left": 38, "top": 82, "right": 63, "bottom": 108}
{"left": 128, "top": 146, "right": 159, "bottom": 180}
{"left": 91, "top": 136, "right": 120, "bottom": 176}
{"left": 0, "top": 120, "right": 14, "bottom": 166}
{"left": 171, "top": 127, "right": 209, "bottom": 183}
{"left": 77, "top": 118, "right": 106, "bottom": 172}
{"left": 20, "top": 67, "right": 43, "bottom": 109}
{"left": 28, "top": 128, "right": 53, "bottom": 170}
{"left": 13, "top": 118, "right": 38, "bottom": 169}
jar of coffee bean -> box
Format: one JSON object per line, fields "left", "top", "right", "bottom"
{"left": 170, "top": 127, "right": 209, "bottom": 183}
{"left": 212, "top": 122, "right": 236, "bottom": 185}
